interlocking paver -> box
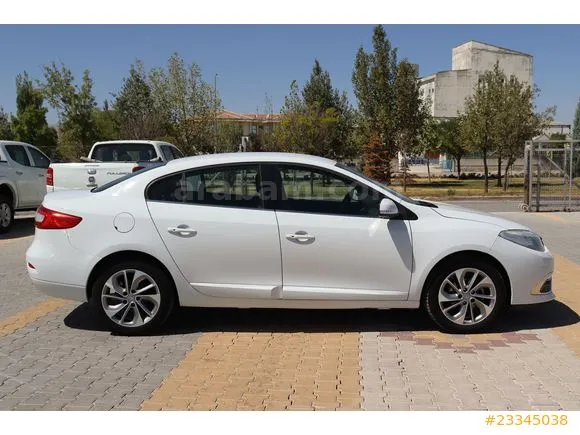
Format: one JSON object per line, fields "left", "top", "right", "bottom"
{"left": 1, "top": 212, "right": 580, "bottom": 411}
{"left": 141, "top": 331, "right": 361, "bottom": 410}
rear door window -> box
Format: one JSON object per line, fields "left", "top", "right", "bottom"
{"left": 147, "top": 164, "right": 262, "bottom": 209}
{"left": 5, "top": 145, "right": 31, "bottom": 166}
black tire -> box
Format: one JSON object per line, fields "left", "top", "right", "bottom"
{"left": 0, "top": 194, "right": 15, "bottom": 234}
{"left": 423, "top": 256, "right": 507, "bottom": 333}
{"left": 90, "top": 260, "right": 176, "bottom": 335}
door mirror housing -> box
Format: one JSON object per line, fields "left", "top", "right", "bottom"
{"left": 379, "top": 198, "right": 399, "bottom": 219}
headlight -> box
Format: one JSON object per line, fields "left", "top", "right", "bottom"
{"left": 499, "top": 229, "right": 545, "bottom": 252}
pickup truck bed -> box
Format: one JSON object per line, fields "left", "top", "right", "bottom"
{"left": 47, "top": 140, "right": 183, "bottom": 192}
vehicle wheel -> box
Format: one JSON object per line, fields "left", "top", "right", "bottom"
{"left": 423, "top": 257, "right": 507, "bottom": 333}
{"left": 90, "top": 260, "right": 176, "bottom": 335}
{"left": 0, "top": 195, "right": 14, "bottom": 234}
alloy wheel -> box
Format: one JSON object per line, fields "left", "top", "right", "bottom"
{"left": 0, "top": 203, "right": 11, "bottom": 228}
{"left": 101, "top": 269, "right": 161, "bottom": 327}
{"left": 437, "top": 267, "right": 497, "bottom": 325}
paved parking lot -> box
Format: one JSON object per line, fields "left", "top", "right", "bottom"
{"left": 1, "top": 209, "right": 579, "bottom": 411}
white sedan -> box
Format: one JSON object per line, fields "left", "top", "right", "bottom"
{"left": 26, "top": 153, "right": 554, "bottom": 334}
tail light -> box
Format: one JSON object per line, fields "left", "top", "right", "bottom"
{"left": 35, "top": 205, "right": 82, "bottom": 230}
{"left": 46, "top": 167, "right": 54, "bottom": 186}
{"left": 133, "top": 165, "right": 145, "bottom": 173}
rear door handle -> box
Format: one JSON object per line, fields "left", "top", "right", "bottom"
{"left": 38, "top": 173, "right": 45, "bottom": 177}
{"left": 168, "top": 225, "right": 197, "bottom": 238}
{"left": 16, "top": 170, "right": 23, "bottom": 175}
{"left": 285, "top": 232, "right": 315, "bottom": 243}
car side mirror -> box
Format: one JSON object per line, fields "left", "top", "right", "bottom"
{"left": 379, "top": 198, "right": 399, "bottom": 219}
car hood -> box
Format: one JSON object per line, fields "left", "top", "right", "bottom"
{"left": 428, "top": 201, "right": 530, "bottom": 230}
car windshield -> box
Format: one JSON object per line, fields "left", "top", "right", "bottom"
{"left": 91, "top": 143, "right": 158, "bottom": 162}
{"left": 335, "top": 163, "right": 421, "bottom": 205}
{"left": 91, "top": 164, "right": 163, "bottom": 192}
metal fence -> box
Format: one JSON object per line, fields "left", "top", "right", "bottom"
{"left": 523, "top": 139, "right": 580, "bottom": 212}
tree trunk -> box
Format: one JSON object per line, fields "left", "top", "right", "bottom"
{"left": 427, "top": 158, "right": 431, "bottom": 184}
{"left": 503, "top": 162, "right": 510, "bottom": 191}
{"left": 456, "top": 157, "right": 461, "bottom": 178}
{"left": 483, "top": 149, "right": 489, "bottom": 193}
{"left": 497, "top": 156, "right": 502, "bottom": 187}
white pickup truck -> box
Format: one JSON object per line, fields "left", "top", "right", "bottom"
{"left": 47, "top": 140, "right": 184, "bottom": 192}
{"left": 0, "top": 141, "right": 52, "bottom": 233}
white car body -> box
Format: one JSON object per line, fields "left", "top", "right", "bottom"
{"left": 26, "top": 152, "right": 554, "bottom": 332}
{"left": 47, "top": 140, "right": 183, "bottom": 193}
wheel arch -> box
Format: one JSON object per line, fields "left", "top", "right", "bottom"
{"left": 0, "top": 182, "right": 16, "bottom": 208}
{"left": 419, "top": 250, "right": 512, "bottom": 306}
{"left": 86, "top": 250, "right": 180, "bottom": 306}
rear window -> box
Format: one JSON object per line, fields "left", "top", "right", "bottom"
{"left": 91, "top": 143, "right": 158, "bottom": 162}
{"left": 91, "top": 164, "right": 164, "bottom": 193}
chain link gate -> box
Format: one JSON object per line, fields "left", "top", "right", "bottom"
{"left": 523, "top": 139, "right": 580, "bottom": 212}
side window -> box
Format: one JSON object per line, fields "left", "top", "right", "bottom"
{"left": 171, "top": 147, "right": 184, "bottom": 159}
{"left": 5, "top": 145, "right": 31, "bottom": 167}
{"left": 147, "top": 164, "right": 262, "bottom": 209}
{"left": 27, "top": 147, "right": 51, "bottom": 169}
{"left": 160, "top": 146, "right": 175, "bottom": 162}
{"left": 264, "top": 164, "right": 383, "bottom": 217}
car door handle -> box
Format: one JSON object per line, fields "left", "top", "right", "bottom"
{"left": 285, "top": 232, "right": 315, "bottom": 243}
{"left": 168, "top": 226, "right": 197, "bottom": 238}
{"left": 38, "top": 173, "right": 45, "bottom": 177}
{"left": 16, "top": 170, "right": 23, "bottom": 175}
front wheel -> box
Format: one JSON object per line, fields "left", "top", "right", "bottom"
{"left": 423, "top": 258, "right": 507, "bottom": 333}
{"left": 90, "top": 260, "right": 176, "bottom": 335}
{"left": 0, "top": 195, "right": 14, "bottom": 234}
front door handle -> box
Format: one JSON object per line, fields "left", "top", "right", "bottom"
{"left": 285, "top": 231, "right": 315, "bottom": 243}
{"left": 168, "top": 225, "right": 197, "bottom": 238}
{"left": 15, "top": 170, "right": 23, "bottom": 175}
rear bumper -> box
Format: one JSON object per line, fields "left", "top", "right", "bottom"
{"left": 26, "top": 229, "right": 97, "bottom": 300}
{"left": 29, "top": 277, "right": 86, "bottom": 302}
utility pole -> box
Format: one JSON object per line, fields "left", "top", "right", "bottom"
{"left": 214, "top": 73, "right": 218, "bottom": 153}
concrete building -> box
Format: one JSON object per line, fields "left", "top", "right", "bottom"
{"left": 419, "top": 41, "right": 533, "bottom": 119}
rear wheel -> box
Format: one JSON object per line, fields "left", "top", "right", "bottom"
{"left": 423, "top": 257, "right": 507, "bottom": 333}
{"left": 90, "top": 260, "right": 176, "bottom": 335}
{"left": 0, "top": 195, "right": 14, "bottom": 234}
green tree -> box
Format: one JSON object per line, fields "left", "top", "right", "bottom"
{"left": 0, "top": 107, "right": 13, "bottom": 140}
{"left": 416, "top": 117, "right": 439, "bottom": 184}
{"left": 148, "top": 53, "right": 219, "bottom": 155}
{"left": 573, "top": 98, "right": 580, "bottom": 141}
{"left": 93, "top": 100, "right": 119, "bottom": 141}
{"left": 438, "top": 118, "right": 465, "bottom": 178}
{"left": 216, "top": 122, "right": 244, "bottom": 152}
{"left": 41, "top": 63, "right": 98, "bottom": 160}
{"left": 275, "top": 60, "right": 356, "bottom": 160}
{"left": 394, "top": 60, "right": 428, "bottom": 191}
{"left": 352, "top": 25, "right": 398, "bottom": 182}
{"left": 493, "top": 77, "right": 554, "bottom": 190}
{"left": 10, "top": 72, "right": 58, "bottom": 156}
{"left": 114, "top": 61, "right": 167, "bottom": 140}
{"left": 460, "top": 63, "right": 505, "bottom": 193}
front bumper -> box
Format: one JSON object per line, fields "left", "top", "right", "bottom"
{"left": 491, "top": 236, "right": 555, "bottom": 305}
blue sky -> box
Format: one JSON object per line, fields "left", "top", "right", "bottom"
{"left": 0, "top": 25, "right": 579, "bottom": 125}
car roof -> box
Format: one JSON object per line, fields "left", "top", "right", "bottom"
{"left": 0, "top": 140, "right": 35, "bottom": 147}
{"left": 164, "top": 152, "right": 337, "bottom": 171}
{"left": 92, "top": 140, "right": 176, "bottom": 146}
